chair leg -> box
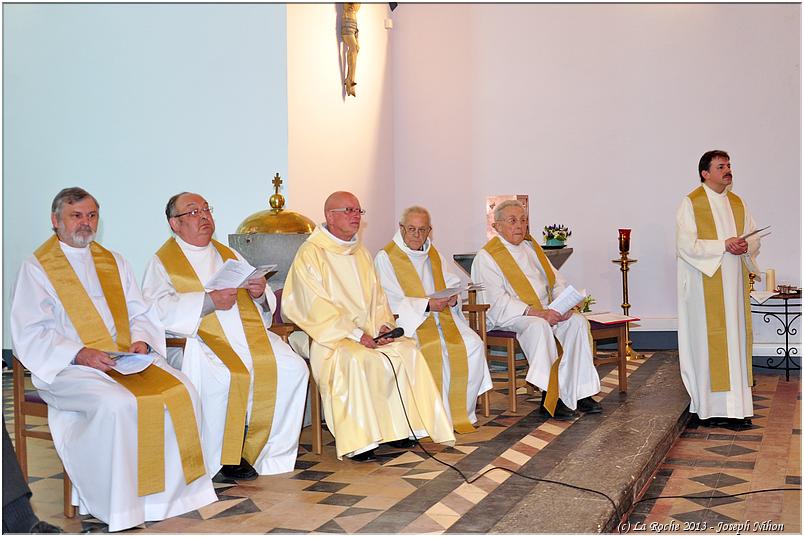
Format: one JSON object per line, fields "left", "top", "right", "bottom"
{"left": 12, "top": 362, "right": 28, "bottom": 480}
{"left": 617, "top": 327, "right": 628, "bottom": 393}
{"left": 63, "top": 470, "right": 75, "bottom": 518}
{"left": 507, "top": 340, "right": 517, "bottom": 414}
{"left": 481, "top": 391, "right": 490, "bottom": 418}
{"left": 310, "top": 376, "right": 323, "bottom": 455}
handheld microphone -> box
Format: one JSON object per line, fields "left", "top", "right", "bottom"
{"left": 373, "top": 327, "right": 404, "bottom": 342}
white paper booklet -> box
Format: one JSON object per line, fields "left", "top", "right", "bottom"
{"left": 546, "top": 285, "right": 586, "bottom": 316}
{"left": 427, "top": 283, "right": 484, "bottom": 300}
{"left": 204, "top": 259, "right": 277, "bottom": 291}
{"left": 108, "top": 352, "right": 154, "bottom": 375}
{"left": 739, "top": 225, "right": 770, "bottom": 240}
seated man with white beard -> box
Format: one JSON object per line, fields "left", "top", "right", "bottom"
{"left": 471, "top": 199, "right": 602, "bottom": 420}
{"left": 10, "top": 187, "right": 216, "bottom": 532}
{"left": 375, "top": 206, "right": 493, "bottom": 432}
{"left": 142, "top": 192, "right": 309, "bottom": 480}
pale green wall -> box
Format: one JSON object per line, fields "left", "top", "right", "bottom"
{"left": 3, "top": 4, "right": 289, "bottom": 348}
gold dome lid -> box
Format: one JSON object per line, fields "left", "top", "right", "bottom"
{"left": 235, "top": 173, "right": 316, "bottom": 235}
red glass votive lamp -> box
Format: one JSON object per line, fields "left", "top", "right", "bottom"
{"left": 618, "top": 228, "right": 631, "bottom": 254}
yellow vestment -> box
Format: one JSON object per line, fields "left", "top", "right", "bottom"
{"left": 282, "top": 226, "right": 455, "bottom": 458}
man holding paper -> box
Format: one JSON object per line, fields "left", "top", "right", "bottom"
{"left": 283, "top": 191, "right": 455, "bottom": 462}
{"left": 142, "top": 192, "right": 308, "bottom": 479}
{"left": 10, "top": 187, "right": 216, "bottom": 532}
{"left": 471, "top": 200, "right": 601, "bottom": 420}
{"left": 374, "top": 206, "right": 493, "bottom": 432}
{"left": 676, "top": 150, "right": 761, "bottom": 426}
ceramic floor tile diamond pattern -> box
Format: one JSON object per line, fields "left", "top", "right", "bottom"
{"left": 4, "top": 353, "right": 799, "bottom": 533}
{"left": 627, "top": 372, "right": 801, "bottom": 534}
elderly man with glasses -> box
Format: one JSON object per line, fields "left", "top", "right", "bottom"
{"left": 142, "top": 192, "right": 309, "bottom": 481}
{"left": 283, "top": 191, "right": 455, "bottom": 462}
{"left": 471, "top": 200, "right": 602, "bottom": 421}
{"left": 374, "top": 206, "right": 492, "bottom": 433}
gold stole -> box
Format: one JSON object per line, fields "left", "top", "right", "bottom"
{"left": 688, "top": 186, "right": 753, "bottom": 391}
{"left": 34, "top": 235, "right": 205, "bottom": 496}
{"left": 482, "top": 235, "right": 567, "bottom": 416}
{"left": 383, "top": 242, "right": 473, "bottom": 433}
{"left": 156, "top": 237, "right": 278, "bottom": 464}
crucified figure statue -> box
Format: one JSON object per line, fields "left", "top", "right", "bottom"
{"left": 341, "top": 3, "right": 360, "bottom": 97}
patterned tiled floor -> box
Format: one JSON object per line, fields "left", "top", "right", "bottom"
{"left": 5, "top": 353, "right": 798, "bottom": 533}
{"left": 626, "top": 371, "right": 801, "bottom": 534}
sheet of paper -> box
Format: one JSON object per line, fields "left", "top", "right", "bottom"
{"left": 109, "top": 353, "right": 154, "bottom": 375}
{"left": 427, "top": 283, "right": 485, "bottom": 300}
{"left": 546, "top": 285, "right": 585, "bottom": 315}
{"left": 583, "top": 312, "right": 640, "bottom": 325}
{"left": 739, "top": 225, "right": 770, "bottom": 240}
{"left": 204, "top": 259, "right": 255, "bottom": 290}
{"left": 750, "top": 291, "right": 778, "bottom": 305}
{"left": 204, "top": 260, "right": 276, "bottom": 291}
{"left": 243, "top": 264, "right": 277, "bottom": 285}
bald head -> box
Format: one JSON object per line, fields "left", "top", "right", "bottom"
{"left": 324, "top": 191, "right": 363, "bottom": 241}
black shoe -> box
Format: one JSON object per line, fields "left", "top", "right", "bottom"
{"left": 30, "top": 521, "right": 64, "bottom": 533}
{"left": 386, "top": 438, "right": 416, "bottom": 449}
{"left": 539, "top": 394, "right": 577, "bottom": 421}
{"left": 218, "top": 458, "right": 258, "bottom": 480}
{"left": 577, "top": 396, "right": 602, "bottom": 414}
{"left": 350, "top": 449, "right": 377, "bottom": 462}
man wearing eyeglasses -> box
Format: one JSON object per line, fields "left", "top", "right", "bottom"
{"left": 471, "top": 200, "right": 601, "bottom": 420}
{"left": 142, "top": 192, "right": 309, "bottom": 480}
{"left": 10, "top": 187, "right": 215, "bottom": 531}
{"left": 374, "top": 206, "right": 492, "bottom": 433}
{"left": 283, "top": 191, "right": 455, "bottom": 462}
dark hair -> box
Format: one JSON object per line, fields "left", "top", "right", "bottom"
{"left": 165, "top": 192, "right": 190, "bottom": 220}
{"left": 698, "top": 150, "right": 730, "bottom": 182}
{"left": 51, "top": 187, "right": 99, "bottom": 216}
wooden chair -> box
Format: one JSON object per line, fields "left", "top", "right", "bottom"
{"left": 12, "top": 357, "right": 75, "bottom": 518}
{"left": 461, "top": 300, "right": 492, "bottom": 418}
{"left": 485, "top": 330, "right": 532, "bottom": 413}
{"left": 272, "top": 289, "right": 323, "bottom": 455}
{"left": 467, "top": 290, "right": 531, "bottom": 414}
{"left": 589, "top": 321, "right": 628, "bottom": 392}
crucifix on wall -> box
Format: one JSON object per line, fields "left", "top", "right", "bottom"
{"left": 341, "top": 3, "right": 360, "bottom": 97}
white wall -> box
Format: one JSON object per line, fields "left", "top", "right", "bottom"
{"left": 286, "top": 3, "right": 394, "bottom": 253}
{"left": 391, "top": 4, "right": 801, "bottom": 333}
{"left": 3, "top": 4, "right": 289, "bottom": 347}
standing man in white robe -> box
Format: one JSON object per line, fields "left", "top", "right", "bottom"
{"left": 10, "top": 187, "right": 216, "bottom": 532}
{"left": 676, "top": 150, "right": 760, "bottom": 427}
{"left": 142, "top": 192, "right": 309, "bottom": 479}
{"left": 282, "top": 191, "right": 455, "bottom": 462}
{"left": 471, "top": 200, "right": 601, "bottom": 420}
{"left": 374, "top": 206, "right": 492, "bottom": 431}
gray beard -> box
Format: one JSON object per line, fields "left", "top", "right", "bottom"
{"left": 57, "top": 222, "right": 95, "bottom": 248}
{"left": 71, "top": 231, "right": 96, "bottom": 248}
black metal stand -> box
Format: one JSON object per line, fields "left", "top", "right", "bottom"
{"left": 751, "top": 293, "right": 801, "bottom": 381}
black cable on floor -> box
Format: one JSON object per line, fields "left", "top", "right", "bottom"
{"left": 635, "top": 487, "right": 801, "bottom": 504}
{"left": 380, "top": 351, "right": 801, "bottom": 531}
{"left": 380, "top": 352, "right": 619, "bottom": 515}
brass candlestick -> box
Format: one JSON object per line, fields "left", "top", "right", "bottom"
{"left": 612, "top": 229, "right": 640, "bottom": 360}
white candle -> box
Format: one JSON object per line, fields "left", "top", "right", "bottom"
{"left": 765, "top": 269, "right": 776, "bottom": 292}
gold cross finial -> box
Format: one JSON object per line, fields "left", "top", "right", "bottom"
{"left": 272, "top": 173, "right": 283, "bottom": 194}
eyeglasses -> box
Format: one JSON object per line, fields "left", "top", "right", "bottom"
{"left": 501, "top": 217, "right": 528, "bottom": 225}
{"left": 400, "top": 225, "right": 431, "bottom": 235}
{"left": 172, "top": 206, "right": 214, "bottom": 219}
{"left": 329, "top": 207, "right": 366, "bottom": 215}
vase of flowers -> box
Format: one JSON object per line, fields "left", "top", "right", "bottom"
{"left": 543, "top": 224, "right": 571, "bottom": 247}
